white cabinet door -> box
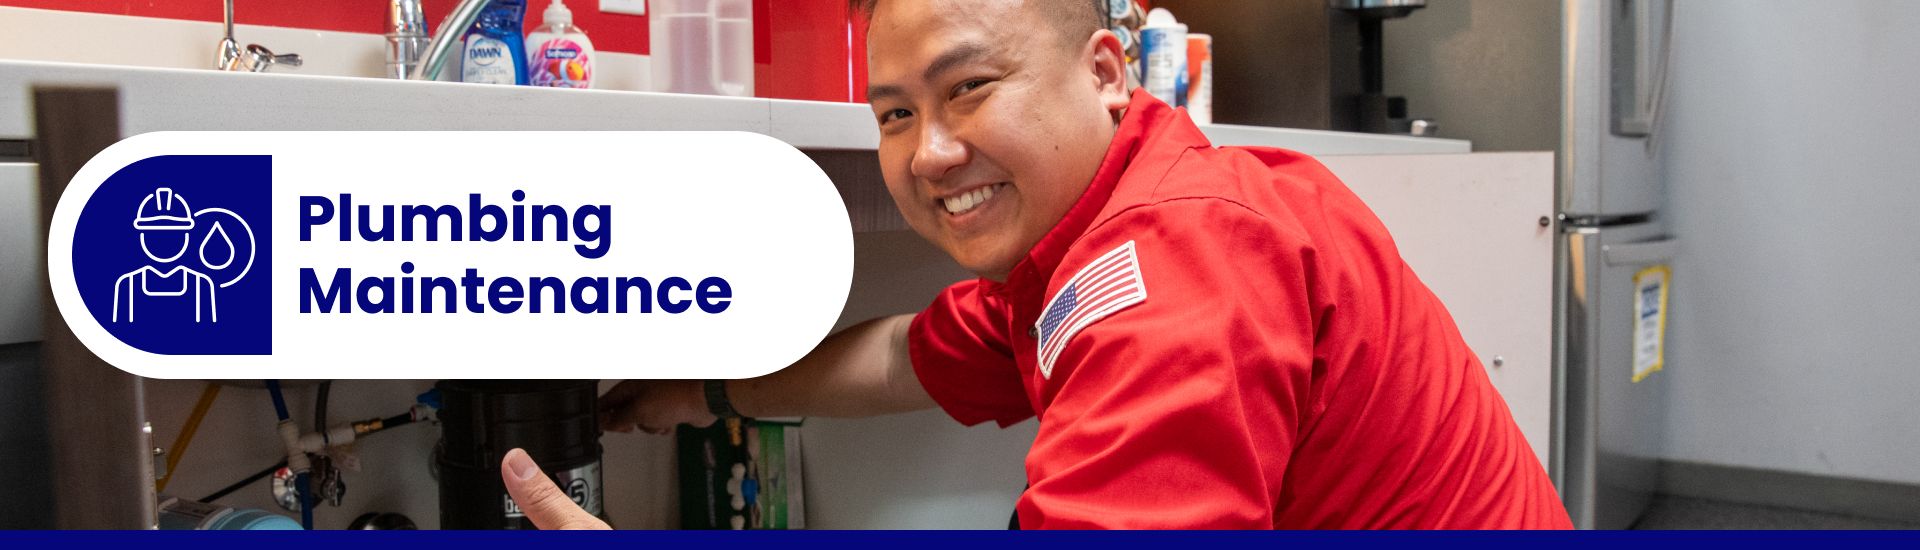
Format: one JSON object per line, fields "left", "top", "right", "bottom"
{"left": 1321, "top": 152, "right": 1557, "bottom": 467}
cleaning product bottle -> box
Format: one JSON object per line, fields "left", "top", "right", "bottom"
{"left": 462, "top": 0, "right": 529, "bottom": 85}
{"left": 1139, "top": 8, "right": 1187, "bottom": 107}
{"left": 527, "top": 0, "right": 595, "bottom": 88}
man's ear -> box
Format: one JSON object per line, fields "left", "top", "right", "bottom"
{"left": 1086, "top": 29, "right": 1131, "bottom": 114}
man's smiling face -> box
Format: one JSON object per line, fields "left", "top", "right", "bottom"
{"left": 865, "top": 0, "right": 1129, "bottom": 281}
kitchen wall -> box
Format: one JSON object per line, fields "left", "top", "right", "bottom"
{"left": 1383, "top": 0, "right": 1920, "bottom": 493}
{"left": 1383, "top": 0, "right": 1561, "bottom": 152}
{"left": 0, "top": 0, "right": 655, "bottom": 54}
{"left": 0, "top": 1, "right": 868, "bottom": 102}
{"left": 1659, "top": 0, "right": 1920, "bottom": 485}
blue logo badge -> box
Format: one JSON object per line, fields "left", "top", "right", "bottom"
{"left": 71, "top": 155, "right": 272, "bottom": 355}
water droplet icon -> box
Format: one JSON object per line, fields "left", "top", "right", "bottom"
{"left": 200, "top": 221, "right": 235, "bottom": 270}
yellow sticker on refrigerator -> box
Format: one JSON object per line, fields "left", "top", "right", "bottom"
{"left": 1631, "top": 265, "right": 1670, "bottom": 383}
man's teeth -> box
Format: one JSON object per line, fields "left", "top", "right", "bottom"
{"left": 942, "top": 184, "right": 1001, "bottom": 215}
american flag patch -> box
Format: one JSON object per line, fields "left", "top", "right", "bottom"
{"left": 1036, "top": 240, "right": 1148, "bottom": 379}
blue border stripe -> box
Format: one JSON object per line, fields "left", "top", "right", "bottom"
{"left": 5, "top": 530, "right": 1920, "bottom": 549}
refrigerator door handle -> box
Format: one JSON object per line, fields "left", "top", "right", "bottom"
{"left": 1601, "top": 238, "right": 1677, "bottom": 267}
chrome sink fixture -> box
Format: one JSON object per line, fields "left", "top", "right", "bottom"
{"left": 386, "top": 0, "right": 430, "bottom": 79}
{"left": 215, "top": 0, "right": 302, "bottom": 72}
{"left": 406, "top": 0, "right": 493, "bottom": 80}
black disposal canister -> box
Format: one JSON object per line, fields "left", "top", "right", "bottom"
{"left": 436, "top": 380, "right": 604, "bottom": 529}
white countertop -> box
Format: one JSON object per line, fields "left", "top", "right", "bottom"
{"left": 0, "top": 60, "right": 1469, "bottom": 155}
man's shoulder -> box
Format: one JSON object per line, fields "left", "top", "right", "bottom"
{"left": 1088, "top": 145, "right": 1341, "bottom": 247}
{"left": 1061, "top": 182, "right": 1316, "bottom": 298}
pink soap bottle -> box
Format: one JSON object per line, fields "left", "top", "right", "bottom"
{"left": 526, "top": 0, "right": 595, "bottom": 88}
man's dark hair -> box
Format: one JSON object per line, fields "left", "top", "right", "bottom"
{"left": 851, "top": 0, "right": 1109, "bottom": 46}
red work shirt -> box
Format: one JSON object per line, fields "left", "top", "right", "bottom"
{"left": 908, "top": 90, "right": 1571, "bottom": 529}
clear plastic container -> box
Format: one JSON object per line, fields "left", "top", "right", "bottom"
{"left": 713, "top": 0, "right": 754, "bottom": 97}
{"left": 649, "top": 0, "right": 753, "bottom": 96}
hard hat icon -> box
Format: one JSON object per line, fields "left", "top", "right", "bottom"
{"left": 133, "top": 187, "right": 195, "bottom": 231}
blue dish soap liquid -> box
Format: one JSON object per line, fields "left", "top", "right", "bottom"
{"left": 462, "top": 0, "right": 529, "bottom": 85}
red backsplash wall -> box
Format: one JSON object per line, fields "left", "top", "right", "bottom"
{"left": 0, "top": 1, "right": 652, "bottom": 54}
{"left": 0, "top": 0, "right": 868, "bottom": 102}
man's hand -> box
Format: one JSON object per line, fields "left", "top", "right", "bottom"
{"left": 500, "top": 448, "right": 611, "bottom": 530}
{"left": 599, "top": 380, "right": 717, "bottom": 435}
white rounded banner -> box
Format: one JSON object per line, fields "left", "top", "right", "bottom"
{"left": 46, "top": 131, "right": 854, "bottom": 379}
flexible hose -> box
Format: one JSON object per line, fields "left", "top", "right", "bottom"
{"left": 297, "top": 471, "right": 313, "bottom": 529}
{"left": 198, "top": 459, "right": 287, "bottom": 503}
{"left": 380, "top": 411, "right": 414, "bottom": 430}
{"left": 156, "top": 382, "right": 221, "bottom": 492}
{"left": 266, "top": 379, "right": 291, "bottom": 420}
{"left": 316, "top": 381, "right": 332, "bottom": 446}
{"left": 199, "top": 408, "right": 420, "bottom": 504}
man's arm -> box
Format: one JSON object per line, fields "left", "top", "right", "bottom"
{"left": 1016, "top": 200, "right": 1312, "bottom": 529}
{"left": 599, "top": 314, "right": 933, "bottom": 434}
{"left": 732, "top": 313, "right": 933, "bottom": 418}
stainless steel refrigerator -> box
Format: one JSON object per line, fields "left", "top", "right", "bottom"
{"left": 1555, "top": 0, "right": 1677, "bottom": 530}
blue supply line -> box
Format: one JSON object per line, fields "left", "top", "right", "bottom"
{"left": 265, "top": 379, "right": 290, "bottom": 421}
{"left": 295, "top": 472, "right": 313, "bottom": 530}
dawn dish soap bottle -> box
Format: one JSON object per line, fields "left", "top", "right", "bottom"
{"left": 527, "top": 0, "right": 595, "bottom": 88}
{"left": 462, "top": 0, "right": 529, "bottom": 85}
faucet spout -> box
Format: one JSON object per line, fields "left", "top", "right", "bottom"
{"left": 216, "top": 0, "right": 300, "bottom": 73}
{"left": 408, "top": 0, "right": 494, "bottom": 81}
{"left": 215, "top": 0, "right": 240, "bottom": 69}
